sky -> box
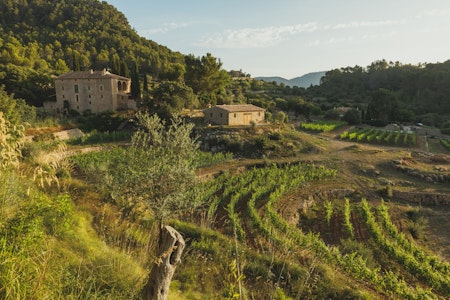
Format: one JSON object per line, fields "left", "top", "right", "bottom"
{"left": 104, "top": 0, "right": 450, "bottom": 79}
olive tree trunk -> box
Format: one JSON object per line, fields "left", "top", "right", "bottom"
{"left": 142, "top": 225, "right": 185, "bottom": 300}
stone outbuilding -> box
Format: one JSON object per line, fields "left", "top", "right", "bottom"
{"left": 203, "top": 104, "right": 265, "bottom": 126}
{"left": 44, "top": 69, "right": 136, "bottom": 114}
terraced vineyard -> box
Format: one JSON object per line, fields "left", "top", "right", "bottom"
{"left": 184, "top": 162, "right": 449, "bottom": 299}
{"left": 340, "top": 128, "right": 417, "bottom": 146}
{"left": 300, "top": 121, "right": 347, "bottom": 132}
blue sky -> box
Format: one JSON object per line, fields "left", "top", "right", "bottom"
{"left": 105, "top": 0, "right": 450, "bottom": 78}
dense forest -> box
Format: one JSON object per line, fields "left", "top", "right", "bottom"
{"left": 306, "top": 59, "right": 450, "bottom": 127}
{"left": 1, "top": 1, "right": 450, "bottom": 299}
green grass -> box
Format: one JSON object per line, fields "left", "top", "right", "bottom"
{"left": 0, "top": 167, "right": 147, "bottom": 299}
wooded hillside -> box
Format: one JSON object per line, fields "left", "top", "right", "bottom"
{"left": 1, "top": 1, "right": 450, "bottom": 299}
{"left": 305, "top": 60, "right": 450, "bottom": 127}
{"left": 1, "top": 0, "right": 449, "bottom": 129}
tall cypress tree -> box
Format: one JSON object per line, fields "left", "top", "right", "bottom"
{"left": 111, "top": 54, "right": 121, "bottom": 75}
{"left": 143, "top": 72, "right": 149, "bottom": 93}
{"left": 72, "top": 53, "right": 80, "bottom": 71}
{"left": 120, "top": 61, "right": 130, "bottom": 78}
{"left": 131, "top": 61, "right": 141, "bottom": 100}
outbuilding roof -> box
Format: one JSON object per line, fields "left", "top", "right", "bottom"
{"left": 56, "top": 69, "right": 130, "bottom": 80}
{"left": 206, "top": 104, "right": 265, "bottom": 113}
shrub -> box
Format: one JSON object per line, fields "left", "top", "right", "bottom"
{"left": 339, "top": 239, "right": 376, "bottom": 269}
{"left": 343, "top": 108, "right": 362, "bottom": 125}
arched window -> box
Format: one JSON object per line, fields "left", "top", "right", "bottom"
{"left": 118, "top": 81, "right": 122, "bottom": 91}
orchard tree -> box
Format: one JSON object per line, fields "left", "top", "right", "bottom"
{"left": 101, "top": 112, "right": 201, "bottom": 300}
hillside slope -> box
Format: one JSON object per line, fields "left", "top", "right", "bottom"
{"left": 255, "top": 71, "right": 326, "bottom": 87}
{"left": 0, "top": 0, "right": 184, "bottom": 105}
{"left": 172, "top": 125, "right": 450, "bottom": 299}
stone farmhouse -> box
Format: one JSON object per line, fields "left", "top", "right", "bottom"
{"left": 44, "top": 69, "right": 136, "bottom": 114}
{"left": 203, "top": 104, "right": 265, "bottom": 126}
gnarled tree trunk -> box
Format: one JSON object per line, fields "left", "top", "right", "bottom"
{"left": 142, "top": 225, "right": 185, "bottom": 300}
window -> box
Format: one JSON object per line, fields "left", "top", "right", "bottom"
{"left": 234, "top": 113, "right": 237, "bottom": 118}
{"left": 100, "top": 85, "right": 103, "bottom": 91}
{"left": 89, "top": 101, "right": 92, "bottom": 105}
{"left": 76, "top": 95, "right": 79, "bottom": 102}
{"left": 220, "top": 113, "right": 223, "bottom": 118}
{"left": 74, "top": 84, "right": 78, "bottom": 93}
{"left": 88, "top": 95, "right": 91, "bottom": 98}
{"left": 101, "top": 95, "right": 103, "bottom": 98}
{"left": 210, "top": 113, "right": 213, "bottom": 117}
{"left": 258, "top": 112, "right": 261, "bottom": 116}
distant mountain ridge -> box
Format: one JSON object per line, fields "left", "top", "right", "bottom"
{"left": 255, "top": 71, "right": 327, "bottom": 87}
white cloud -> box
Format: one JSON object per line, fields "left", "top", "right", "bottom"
{"left": 419, "top": 8, "right": 450, "bottom": 17}
{"left": 142, "top": 22, "right": 188, "bottom": 35}
{"left": 197, "top": 17, "right": 408, "bottom": 49}
{"left": 307, "top": 40, "right": 321, "bottom": 47}
{"left": 361, "top": 31, "right": 397, "bottom": 40}
{"left": 307, "top": 31, "right": 397, "bottom": 48}
{"left": 327, "top": 36, "right": 354, "bottom": 44}
{"left": 197, "top": 22, "right": 318, "bottom": 48}
{"left": 331, "top": 19, "right": 406, "bottom": 30}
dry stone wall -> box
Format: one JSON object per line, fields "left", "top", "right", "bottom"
{"left": 392, "top": 190, "right": 450, "bottom": 206}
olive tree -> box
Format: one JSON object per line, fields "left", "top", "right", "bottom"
{"left": 103, "top": 111, "right": 201, "bottom": 300}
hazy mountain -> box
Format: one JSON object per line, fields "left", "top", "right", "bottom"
{"left": 255, "top": 71, "right": 326, "bottom": 87}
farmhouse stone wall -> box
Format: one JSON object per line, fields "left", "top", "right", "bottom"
{"left": 46, "top": 69, "right": 133, "bottom": 115}
{"left": 203, "top": 104, "right": 265, "bottom": 126}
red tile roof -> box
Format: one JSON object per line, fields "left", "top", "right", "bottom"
{"left": 56, "top": 69, "right": 129, "bottom": 80}
{"left": 209, "top": 104, "right": 265, "bottom": 112}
